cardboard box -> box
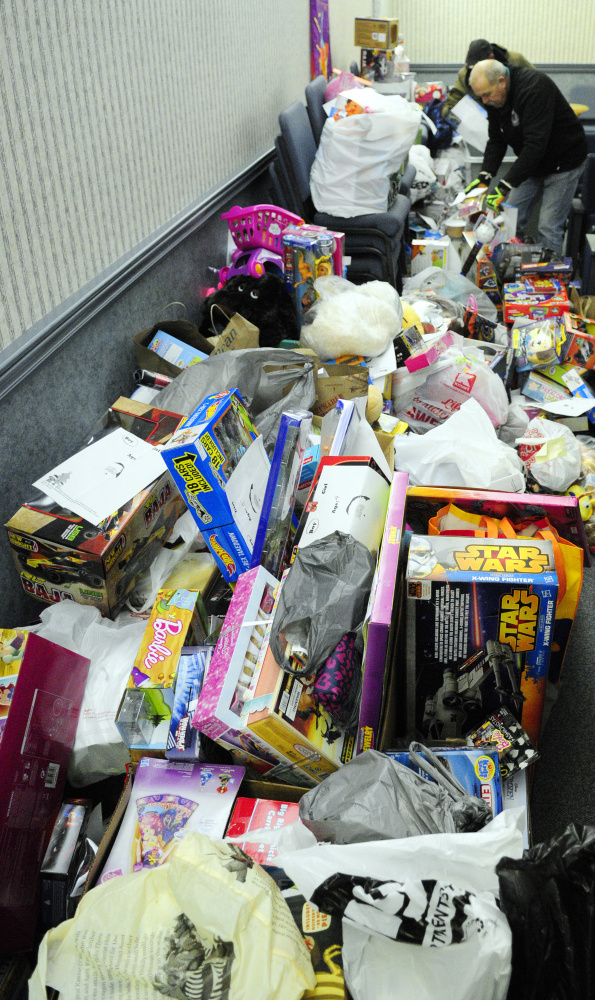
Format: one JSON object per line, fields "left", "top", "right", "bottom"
{"left": 161, "top": 389, "right": 259, "bottom": 581}
{"left": 411, "top": 238, "right": 449, "bottom": 275}
{"left": 354, "top": 17, "right": 399, "bottom": 48}
{"left": 293, "top": 456, "right": 391, "bottom": 558}
{"left": 0, "top": 633, "right": 90, "bottom": 955}
{"left": 360, "top": 48, "right": 398, "bottom": 82}
{"left": 503, "top": 287, "right": 570, "bottom": 323}
{"left": 358, "top": 471, "right": 408, "bottom": 753}
{"left": 563, "top": 312, "right": 595, "bottom": 370}
{"left": 133, "top": 319, "right": 213, "bottom": 379}
{"left": 147, "top": 330, "right": 208, "bottom": 370}
{"left": 225, "top": 796, "right": 301, "bottom": 865}
{"left": 405, "top": 535, "right": 558, "bottom": 744}
{"left": 5, "top": 399, "right": 186, "bottom": 618}
{"left": 192, "top": 567, "right": 306, "bottom": 780}
{"left": 386, "top": 746, "right": 503, "bottom": 816}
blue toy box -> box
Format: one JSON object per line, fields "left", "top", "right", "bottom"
{"left": 386, "top": 746, "right": 503, "bottom": 816}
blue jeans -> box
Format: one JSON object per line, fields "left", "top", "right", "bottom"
{"left": 506, "top": 162, "right": 586, "bottom": 255}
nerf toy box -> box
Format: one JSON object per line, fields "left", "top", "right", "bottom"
{"left": 161, "top": 388, "right": 260, "bottom": 581}
{"left": 192, "top": 567, "right": 307, "bottom": 781}
{"left": 0, "top": 632, "right": 90, "bottom": 954}
{"left": 357, "top": 471, "right": 408, "bottom": 754}
{"left": 5, "top": 398, "right": 186, "bottom": 618}
{"left": 115, "top": 589, "right": 204, "bottom": 752}
{"left": 405, "top": 535, "right": 558, "bottom": 744}
{"left": 385, "top": 746, "right": 503, "bottom": 816}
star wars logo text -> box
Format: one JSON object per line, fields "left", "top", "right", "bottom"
{"left": 498, "top": 589, "right": 539, "bottom": 652}
{"left": 453, "top": 543, "right": 550, "bottom": 575}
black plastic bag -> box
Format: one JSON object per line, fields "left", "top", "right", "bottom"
{"left": 269, "top": 531, "right": 375, "bottom": 678}
{"left": 497, "top": 823, "right": 595, "bottom": 1000}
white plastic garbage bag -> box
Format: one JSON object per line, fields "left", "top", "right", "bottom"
{"left": 407, "top": 145, "right": 436, "bottom": 204}
{"left": 310, "top": 90, "right": 422, "bottom": 217}
{"left": 392, "top": 347, "right": 509, "bottom": 432}
{"left": 393, "top": 399, "right": 525, "bottom": 490}
{"left": 32, "top": 602, "right": 145, "bottom": 785}
{"left": 517, "top": 417, "right": 582, "bottom": 492}
{"left": 278, "top": 810, "right": 524, "bottom": 1000}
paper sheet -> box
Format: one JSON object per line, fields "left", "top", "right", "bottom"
{"left": 33, "top": 427, "right": 167, "bottom": 526}
{"left": 224, "top": 437, "right": 271, "bottom": 550}
{"left": 366, "top": 342, "right": 397, "bottom": 381}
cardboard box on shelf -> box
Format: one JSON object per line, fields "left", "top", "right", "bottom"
{"left": 354, "top": 17, "right": 399, "bottom": 48}
{"left": 5, "top": 398, "right": 186, "bottom": 618}
{"left": 0, "top": 633, "right": 90, "bottom": 955}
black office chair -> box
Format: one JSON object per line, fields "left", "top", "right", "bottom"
{"left": 566, "top": 154, "right": 595, "bottom": 276}
{"left": 277, "top": 101, "right": 411, "bottom": 289}
{"left": 305, "top": 74, "right": 328, "bottom": 145}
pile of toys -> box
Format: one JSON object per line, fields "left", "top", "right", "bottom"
{"left": 4, "top": 185, "right": 595, "bottom": 1000}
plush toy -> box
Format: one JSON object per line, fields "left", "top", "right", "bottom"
{"left": 198, "top": 273, "right": 299, "bottom": 348}
{"left": 300, "top": 276, "right": 403, "bottom": 360}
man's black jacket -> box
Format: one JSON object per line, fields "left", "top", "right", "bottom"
{"left": 482, "top": 66, "right": 587, "bottom": 188}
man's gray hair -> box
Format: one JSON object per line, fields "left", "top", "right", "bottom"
{"left": 469, "top": 58, "right": 508, "bottom": 87}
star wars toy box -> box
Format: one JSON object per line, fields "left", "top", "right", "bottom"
{"left": 115, "top": 589, "right": 206, "bottom": 753}
{"left": 405, "top": 536, "right": 558, "bottom": 745}
{"left": 385, "top": 746, "right": 503, "bottom": 817}
{"left": 192, "top": 567, "right": 310, "bottom": 783}
{"left": 357, "top": 471, "right": 408, "bottom": 755}
{"left": 5, "top": 397, "right": 186, "bottom": 618}
{"left": 0, "top": 632, "right": 90, "bottom": 955}
{"left": 160, "top": 388, "right": 259, "bottom": 582}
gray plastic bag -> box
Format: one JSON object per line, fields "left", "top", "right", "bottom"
{"left": 156, "top": 348, "right": 317, "bottom": 452}
{"left": 298, "top": 746, "right": 493, "bottom": 844}
{"left": 269, "top": 531, "right": 376, "bottom": 677}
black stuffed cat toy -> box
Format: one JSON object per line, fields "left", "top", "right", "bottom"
{"left": 199, "top": 273, "right": 299, "bottom": 348}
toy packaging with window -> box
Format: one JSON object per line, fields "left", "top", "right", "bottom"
{"left": 161, "top": 388, "right": 261, "bottom": 581}
{"left": 405, "top": 535, "right": 558, "bottom": 744}
{"left": 385, "top": 745, "right": 503, "bottom": 817}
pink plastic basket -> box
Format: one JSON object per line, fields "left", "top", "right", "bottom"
{"left": 221, "top": 204, "right": 303, "bottom": 252}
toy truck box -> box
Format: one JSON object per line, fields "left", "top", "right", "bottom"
{"left": 5, "top": 398, "right": 186, "bottom": 618}
{"left": 405, "top": 535, "right": 558, "bottom": 745}
{"left": 161, "top": 389, "right": 259, "bottom": 581}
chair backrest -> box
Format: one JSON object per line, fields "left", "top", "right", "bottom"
{"left": 582, "top": 153, "right": 595, "bottom": 218}
{"left": 274, "top": 136, "right": 303, "bottom": 216}
{"left": 349, "top": 60, "right": 359, "bottom": 76}
{"left": 267, "top": 161, "right": 289, "bottom": 212}
{"left": 278, "top": 102, "right": 318, "bottom": 206}
{"left": 305, "top": 74, "right": 328, "bottom": 145}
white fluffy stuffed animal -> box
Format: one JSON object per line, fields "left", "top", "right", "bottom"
{"left": 300, "top": 276, "right": 403, "bottom": 360}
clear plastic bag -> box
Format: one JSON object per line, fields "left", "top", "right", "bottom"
{"left": 403, "top": 266, "right": 498, "bottom": 323}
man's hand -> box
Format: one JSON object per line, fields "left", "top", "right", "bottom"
{"left": 464, "top": 171, "right": 491, "bottom": 194}
{"left": 486, "top": 180, "right": 512, "bottom": 212}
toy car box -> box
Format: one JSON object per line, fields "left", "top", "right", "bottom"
{"left": 357, "top": 471, "right": 408, "bottom": 754}
{"left": 0, "top": 632, "right": 90, "bottom": 954}
{"left": 160, "top": 388, "right": 259, "bottom": 581}
{"left": 405, "top": 535, "right": 558, "bottom": 745}
{"left": 385, "top": 746, "right": 503, "bottom": 817}
{"left": 192, "top": 567, "right": 307, "bottom": 781}
{"left": 5, "top": 398, "right": 186, "bottom": 618}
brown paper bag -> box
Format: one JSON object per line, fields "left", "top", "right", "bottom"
{"left": 208, "top": 311, "right": 260, "bottom": 355}
{"left": 570, "top": 286, "right": 595, "bottom": 320}
{"left": 313, "top": 362, "right": 369, "bottom": 417}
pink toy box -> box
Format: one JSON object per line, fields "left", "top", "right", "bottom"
{"left": 192, "top": 566, "right": 307, "bottom": 781}
{"left": 357, "top": 471, "right": 408, "bottom": 753}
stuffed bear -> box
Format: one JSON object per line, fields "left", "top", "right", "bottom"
{"left": 198, "top": 273, "right": 299, "bottom": 348}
